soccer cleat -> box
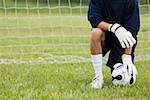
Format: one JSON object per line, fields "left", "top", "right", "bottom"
{"left": 91, "top": 76, "right": 104, "bottom": 89}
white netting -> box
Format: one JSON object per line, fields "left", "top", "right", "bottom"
{"left": 0, "top": 0, "right": 149, "bottom": 64}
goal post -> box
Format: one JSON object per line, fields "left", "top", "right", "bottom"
{"left": 0, "top": 0, "right": 149, "bottom": 64}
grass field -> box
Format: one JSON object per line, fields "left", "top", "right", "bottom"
{"left": 0, "top": 61, "right": 150, "bottom": 99}
{"left": 0, "top": 4, "right": 150, "bottom": 99}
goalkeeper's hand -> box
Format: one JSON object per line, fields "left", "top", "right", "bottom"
{"left": 122, "top": 54, "right": 138, "bottom": 75}
{"left": 108, "top": 23, "right": 136, "bottom": 48}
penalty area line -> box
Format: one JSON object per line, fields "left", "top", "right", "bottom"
{"left": 0, "top": 55, "right": 150, "bottom": 65}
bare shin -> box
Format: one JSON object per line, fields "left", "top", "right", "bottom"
{"left": 90, "top": 28, "right": 105, "bottom": 55}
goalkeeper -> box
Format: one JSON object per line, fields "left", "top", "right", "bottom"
{"left": 88, "top": 0, "right": 140, "bottom": 88}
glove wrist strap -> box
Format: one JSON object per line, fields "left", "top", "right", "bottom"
{"left": 108, "top": 24, "right": 113, "bottom": 31}
{"left": 122, "top": 54, "right": 132, "bottom": 60}
{"left": 109, "top": 23, "right": 121, "bottom": 33}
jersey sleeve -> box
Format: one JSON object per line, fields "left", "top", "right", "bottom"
{"left": 123, "top": 0, "right": 140, "bottom": 35}
{"left": 88, "top": 0, "right": 103, "bottom": 28}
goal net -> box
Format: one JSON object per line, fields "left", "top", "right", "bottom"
{"left": 0, "top": 0, "right": 149, "bottom": 64}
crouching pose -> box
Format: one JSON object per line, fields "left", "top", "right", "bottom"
{"left": 88, "top": 0, "right": 140, "bottom": 88}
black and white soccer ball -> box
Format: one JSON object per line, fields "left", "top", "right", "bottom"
{"left": 112, "top": 63, "right": 136, "bottom": 85}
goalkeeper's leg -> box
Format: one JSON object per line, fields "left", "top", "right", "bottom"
{"left": 90, "top": 28, "right": 105, "bottom": 89}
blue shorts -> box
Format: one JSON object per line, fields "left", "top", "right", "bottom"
{"left": 102, "top": 31, "right": 137, "bottom": 69}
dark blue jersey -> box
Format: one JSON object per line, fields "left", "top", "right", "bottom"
{"left": 88, "top": 0, "right": 140, "bottom": 34}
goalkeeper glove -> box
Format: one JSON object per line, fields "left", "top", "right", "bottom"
{"left": 122, "top": 54, "right": 138, "bottom": 75}
{"left": 108, "top": 23, "right": 136, "bottom": 48}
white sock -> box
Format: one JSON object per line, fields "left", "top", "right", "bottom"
{"left": 91, "top": 54, "right": 103, "bottom": 78}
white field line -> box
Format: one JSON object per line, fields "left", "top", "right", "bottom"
{"left": 0, "top": 55, "right": 149, "bottom": 65}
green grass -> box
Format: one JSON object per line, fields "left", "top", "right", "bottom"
{"left": 0, "top": 5, "right": 150, "bottom": 99}
{"left": 0, "top": 61, "right": 150, "bottom": 99}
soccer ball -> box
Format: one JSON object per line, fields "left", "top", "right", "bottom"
{"left": 112, "top": 63, "right": 136, "bottom": 85}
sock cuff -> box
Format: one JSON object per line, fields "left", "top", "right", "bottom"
{"left": 91, "top": 54, "right": 102, "bottom": 63}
